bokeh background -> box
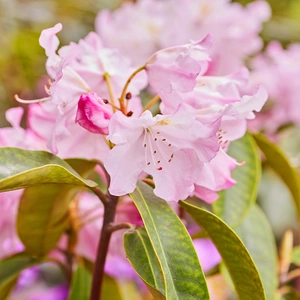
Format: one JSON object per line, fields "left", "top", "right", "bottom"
{"left": 1, "top": 0, "right": 300, "bottom": 127}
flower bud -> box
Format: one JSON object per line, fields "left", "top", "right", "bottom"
{"left": 76, "top": 92, "right": 112, "bottom": 135}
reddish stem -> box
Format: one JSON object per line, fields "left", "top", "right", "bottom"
{"left": 90, "top": 193, "right": 118, "bottom": 300}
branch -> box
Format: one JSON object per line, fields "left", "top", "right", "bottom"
{"left": 90, "top": 193, "right": 119, "bottom": 300}
{"left": 108, "top": 222, "right": 136, "bottom": 233}
{"left": 91, "top": 186, "right": 109, "bottom": 205}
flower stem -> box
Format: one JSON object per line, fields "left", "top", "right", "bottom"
{"left": 143, "top": 95, "right": 160, "bottom": 112}
{"left": 103, "top": 73, "right": 116, "bottom": 112}
{"left": 91, "top": 186, "right": 109, "bottom": 205}
{"left": 119, "top": 65, "right": 146, "bottom": 113}
{"left": 90, "top": 193, "right": 119, "bottom": 300}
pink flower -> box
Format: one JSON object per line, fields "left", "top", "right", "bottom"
{"left": 146, "top": 52, "right": 267, "bottom": 203}
{"left": 96, "top": 0, "right": 270, "bottom": 74}
{"left": 193, "top": 151, "right": 237, "bottom": 203}
{"left": 105, "top": 103, "right": 219, "bottom": 201}
{"left": 27, "top": 102, "right": 110, "bottom": 160}
{"left": 249, "top": 41, "right": 300, "bottom": 133}
{"left": 0, "top": 107, "right": 45, "bottom": 150}
{"left": 75, "top": 92, "right": 112, "bottom": 134}
{"left": 158, "top": 65, "right": 268, "bottom": 143}
{"left": 0, "top": 190, "right": 24, "bottom": 259}
{"left": 39, "top": 23, "right": 62, "bottom": 78}
{"left": 146, "top": 35, "right": 212, "bottom": 102}
{"left": 18, "top": 23, "right": 147, "bottom": 159}
{"left": 11, "top": 283, "right": 68, "bottom": 300}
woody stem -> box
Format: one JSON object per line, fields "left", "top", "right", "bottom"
{"left": 90, "top": 192, "right": 118, "bottom": 300}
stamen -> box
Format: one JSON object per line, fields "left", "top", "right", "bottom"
{"left": 125, "top": 92, "right": 132, "bottom": 100}
{"left": 44, "top": 84, "right": 51, "bottom": 95}
{"left": 103, "top": 99, "right": 121, "bottom": 111}
{"left": 14, "top": 94, "right": 51, "bottom": 104}
{"left": 146, "top": 133, "right": 160, "bottom": 170}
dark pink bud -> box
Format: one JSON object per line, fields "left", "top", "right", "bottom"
{"left": 75, "top": 92, "right": 112, "bottom": 135}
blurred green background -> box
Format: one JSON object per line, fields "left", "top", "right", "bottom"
{"left": 0, "top": 0, "right": 300, "bottom": 127}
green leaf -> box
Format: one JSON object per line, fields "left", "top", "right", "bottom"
{"left": 102, "top": 275, "right": 123, "bottom": 300}
{"left": 130, "top": 181, "right": 209, "bottom": 300}
{"left": 64, "top": 159, "right": 97, "bottom": 179}
{"left": 68, "top": 264, "right": 92, "bottom": 300}
{"left": 213, "top": 133, "right": 261, "bottom": 227}
{"left": 17, "top": 184, "right": 76, "bottom": 256}
{"left": 291, "top": 246, "right": 300, "bottom": 266}
{"left": 253, "top": 133, "right": 300, "bottom": 222}
{"left": 0, "top": 147, "right": 97, "bottom": 192}
{"left": 0, "top": 253, "right": 40, "bottom": 299}
{"left": 124, "top": 227, "right": 165, "bottom": 299}
{"left": 17, "top": 159, "right": 97, "bottom": 256}
{"left": 235, "top": 205, "right": 278, "bottom": 300}
{"left": 180, "top": 200, "right": 266, "bottom": 300}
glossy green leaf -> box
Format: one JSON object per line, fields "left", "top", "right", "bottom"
{"left": 64, "top": 159, "right": 97, "bottom": 179}
{"left": 213, "top": 133, "right": 261, "bottom": 227}
{"left": 69, "top": 264, "right": 91, "bottom": 300}
{"left": 254, "top": 133, "right": 300, "bottom": 222}
{"left": 235, "top": 205, "right": 278, "bottom": 300}
{"left": 17, "top": 184, "right": 77, "bottom": 256}
{"left": 130, "top": 181, "right": 209, "bottom": 300}
{"left": 0, "top": 253, "right": 40, "bottom": 299}
{"left": 291, "top": 246, "right": 300, "bottom": 266}
{"left": 124, "top": 227, "right": 165, "bottom": 299}
{"left": 0, "top": 147, "right": 97, "bottom": 192}
{"left": 180, "top": 200, "right": 266, "bottom": 300}
{"left": 17, "top": 159, "right": 96, "bottom": 256}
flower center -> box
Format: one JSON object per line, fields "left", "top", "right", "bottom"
{"left": 143, "top": 128, "right": 174, "bottom": 171}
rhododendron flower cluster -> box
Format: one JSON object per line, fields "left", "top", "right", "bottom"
{"left": 0, "top": 1, "right": 279, "bottom": 298}
{"left": 15, "top": 24, "right": 267, "bottom": 203}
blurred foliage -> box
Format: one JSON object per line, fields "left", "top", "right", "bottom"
{"left": 0, "top": 0, "right": 125, "bottom": 127}
{"left": 235, "top": 0, "right": 300, "bottom": 44}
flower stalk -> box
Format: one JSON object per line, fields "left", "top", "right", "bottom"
{"left": 119, "top": 65, "right": 146, "bottom": 113}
